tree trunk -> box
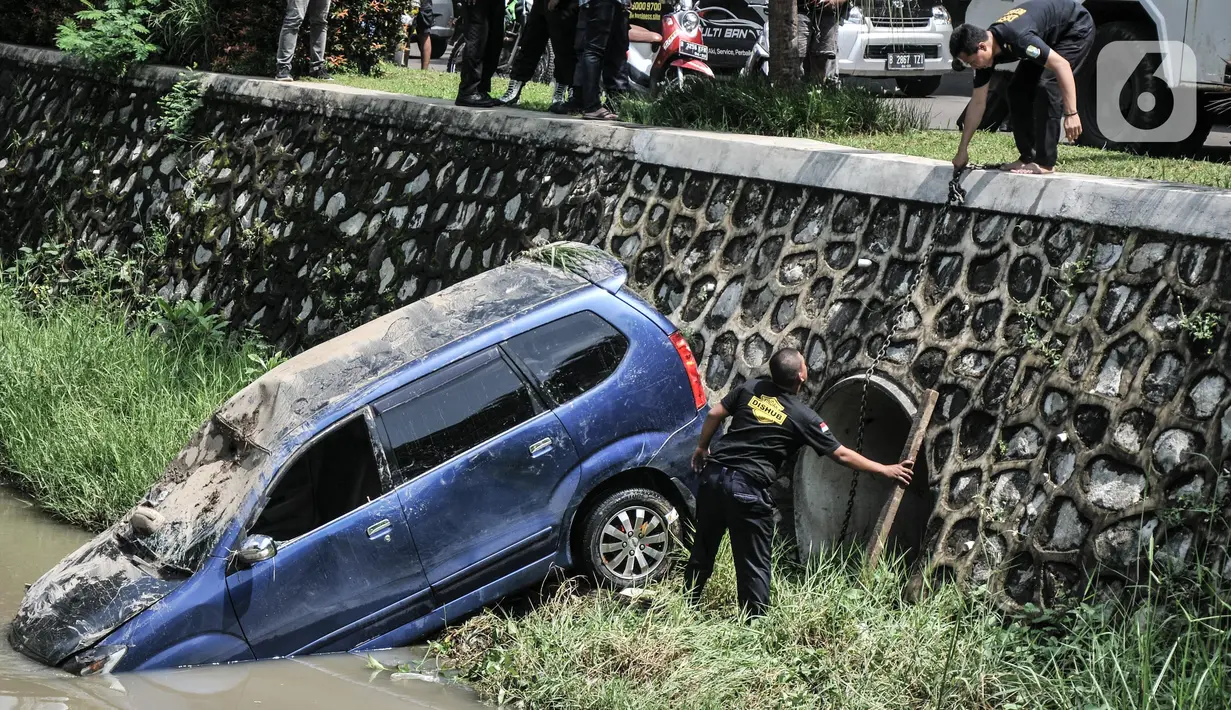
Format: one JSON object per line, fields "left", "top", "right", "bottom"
{"left": 768, "top": 0, "right": 800, "bottom": 83}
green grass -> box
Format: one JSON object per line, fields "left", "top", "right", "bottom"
{"left": 845, "top": 130, "right": 1231, "bottom": 189}
{"left": 328, "top": 64, "right": 556, "bottom": 112}
{"left": 0, "top": 287, "right": 258, "bottom": 529}
{"left": 333, "top": 68, "right": 1231, "bottom": 189}
{"left": 433, "top": 544, "right": 1231, "bottom": 710}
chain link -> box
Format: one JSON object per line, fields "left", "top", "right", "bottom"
{"left": 836, "top": 207, "right": 945, "bottom": 544}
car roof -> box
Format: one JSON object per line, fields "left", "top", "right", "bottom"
{"left": 214, "top": 246, "right": 619, "bottom": 453}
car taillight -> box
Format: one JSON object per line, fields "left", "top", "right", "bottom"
{"left": 669, "top": 331, "right": 707, "bottom": 409}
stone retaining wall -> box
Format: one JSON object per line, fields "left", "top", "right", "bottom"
{"left": 3, "top": 44, "right": 1230, "bottom": 607}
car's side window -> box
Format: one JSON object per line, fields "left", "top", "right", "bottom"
{"left": 381, "top": 356, "right": 538, "bottom": 481}
{"left": 249, "top": 416, "right": 385, "bottom": 544}
{"left": 503, "top": 311, "right": 629, "bottom": 407}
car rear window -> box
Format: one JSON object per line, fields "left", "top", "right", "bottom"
{"left": 382, "top": 357, "right": 538, "bottom": 480}
{"left": 504, "top": 311, "right": 628, "bottom": 406}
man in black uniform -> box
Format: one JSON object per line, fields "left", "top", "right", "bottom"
{"left": 685, "top": 348, "right": 914, "bottom": 618}
{"left": 950, "top": 0, "right": 1095, "bottom": 175}
{"left": 455, "top": 0, "right": 507, "bottom": 107}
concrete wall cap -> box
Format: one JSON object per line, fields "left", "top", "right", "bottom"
{"left": 4, "top": 42, "right": 1228, "bottom": 241}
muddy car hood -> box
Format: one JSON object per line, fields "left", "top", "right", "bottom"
{"left": 9, "top": 529, "right": 182, "bottom": 666}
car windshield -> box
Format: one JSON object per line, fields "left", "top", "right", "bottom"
{"left": 123, "top": 416, "right": 266, "bottom": 573}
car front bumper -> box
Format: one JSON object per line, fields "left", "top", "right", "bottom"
{"left": 837, "top": 23, "right": 953, "bottom": 77}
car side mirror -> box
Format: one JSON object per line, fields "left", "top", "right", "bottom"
{"left": 237, "top": 534, "right": 277, "bottom": 567}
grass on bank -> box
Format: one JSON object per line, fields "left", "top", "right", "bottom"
{"left": 435, "top": 544, "right": 1231, "bottom": 710}
{"left": 328, "top": 65, "right": 556, "bottom": 112}
{"left": 0, "top": 278, "right": 260, "bottom": 529}
{"left": 332, "top": 67, "right": 1231, "bottom": 189}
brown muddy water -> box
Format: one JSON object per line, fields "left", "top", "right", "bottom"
{"left": 0, "top": 488, "right": 487, "bottom": 709}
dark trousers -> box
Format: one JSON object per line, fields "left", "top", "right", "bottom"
{"left": 510, "top": 0, "right": 578, "bottom": 84}
{"left": 683, "top": 463, "right": 775, "bottom": 618}
{"left": 458, "top": 0, "right": 506, "bottom": 97}
{"left": 1007, "top": 11, "right": 1095, "bottom": 168}
{"left": 574, "top": 0, "right": 629, "bottom": 111}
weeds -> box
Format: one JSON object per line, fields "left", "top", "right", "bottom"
{"left": 431, "top": 545, "right": 1231, "bottom": 710}
{"left": 156, "top": 72, "right": 205, "bottom": 142}
{"left": 0, "top": 234, "right": 279, "bottom": 528}
{"left": 55, "top": 0, "right": 161, "bottom": 74}
{"left": 1177, "top": 308, "right": 1221, "bottom": 342}
{"left": 619, "top": 77, "right": 929, "bottom": 139}
{"left": 519, "top": 241, "right": 606, "bottom": 276}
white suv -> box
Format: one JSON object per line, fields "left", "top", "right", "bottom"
{"left": 837, "top": 2, "right": 955, "bottom": 96}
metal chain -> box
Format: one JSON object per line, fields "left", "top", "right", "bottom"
{"left": 836, "top": 194, "right": 949, "bottom": 544}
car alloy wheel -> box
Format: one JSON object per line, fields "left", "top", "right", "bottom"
{"left": 599, "top": 505, "right": 670, "bottom": 581}
{"left": 580, "top": 487, "right": 681, "bottom": 588}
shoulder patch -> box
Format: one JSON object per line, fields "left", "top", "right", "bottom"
{"left": 749, "top": 395, "right": 788, "bottom": 425}
{"left": 996, "top": 8, "right": 1026, "bottom": 23}
{"left": 1025, "top": 44, "right": 1041, "bottom": 58}
{"left": 818, "top": 420, "right": 830, "bottom": 433}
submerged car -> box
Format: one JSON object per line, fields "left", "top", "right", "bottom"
{"left": 10, "top": 242, "right": 707, "bottom": 675}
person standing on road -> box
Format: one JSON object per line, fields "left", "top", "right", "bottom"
{"left": 500, "top": 0, "right": 581, "bottom": 113}
{"left": 950, "top": 0, "right": 1095, "bottom": 175}
{"left": 797, "top": 0, "right": 844, "bottom": 84}
{"left": 275, "top": 0, "right": 334, "bottom": 81}
{"left": 574, "top": 0, "right": 630, "bottom": 120}
{"left": 685, "top": 348, "right": 914, "bottom": 619}
{"left": 455, "top": 0, "right": 507, "bottom": 106}
{"left": 410, "top": 0, "right": 436, "bottom": 70}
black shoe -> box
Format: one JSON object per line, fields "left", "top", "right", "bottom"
{"left": 550, "top": 86, "right": 580, "bottom": 115}
{"left": 274, "top": 66, "right": 293, "bottom": 82}
{"left": 456, "top": 93, "right": 501, "bottom": 108}
{"left": 308, "top": 66, "right": 334, "bottom": 81}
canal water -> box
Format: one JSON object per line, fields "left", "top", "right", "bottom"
{"left": 0, "top": 488, "right": 487, "bottom": 709}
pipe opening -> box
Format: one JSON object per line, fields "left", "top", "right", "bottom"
{"left": 794, "top": 375, "right": 935, "bottom": 567}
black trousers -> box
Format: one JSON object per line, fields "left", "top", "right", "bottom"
{"left": 510, "top": 0, "right": 578, "bottom": 85}
{"left": 574, "top": 0, "right": 629, "bottom": 111}
{"left": 1007, "top": 11, "right": 1095, "bottom": 168}
{"left": 458, "top": 0, "right": 505, "bottom": 97}
{"left": 683, "top": 462, "right": 775, "bottom": 618}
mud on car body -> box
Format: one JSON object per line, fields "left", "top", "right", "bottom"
{"left": 9, "top": 243, "right": 708, "bottom": 675}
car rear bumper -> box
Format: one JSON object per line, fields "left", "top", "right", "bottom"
{"left": 837, "top": 24, "right": 953, "bottom": 77}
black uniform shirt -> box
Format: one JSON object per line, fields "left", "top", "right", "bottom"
{"left": 972, "top": 0, "right": 1086, "bottom": 88}
{"left": 709, "top": 377, "right": 841, "bottom": 487}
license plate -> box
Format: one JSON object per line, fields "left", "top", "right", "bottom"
{"left": 681, "top": 41, "right": 708, "bottom": 61}
{"left": 886, "top": 53, "right": 925, "bottom": 70}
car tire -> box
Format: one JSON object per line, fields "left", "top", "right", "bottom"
{"left": 1076, "top": 21, "right": 1212, "bottom": 156}
{"left": 895, "top": 76, "right": 942, "bottom": 98}
{"left": 580, "top": 487, "right": 682, "bottom": 589}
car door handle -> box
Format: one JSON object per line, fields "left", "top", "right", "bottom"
{"left": 528, "top": 437, "right": 553, "bottom": 458}
{"left": 367, "top": 519, "right": 392, "bottom": 540}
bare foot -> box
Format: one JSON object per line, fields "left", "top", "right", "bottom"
{"left": 1000, "top": 160, "right": 1026, "bottom": 172}
{"left": 1011, "top": 163, "right": 1055, "bottom": 175}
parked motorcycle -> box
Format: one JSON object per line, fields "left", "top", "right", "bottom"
{"left": 741, "top": 9, "right": 769, "bottom": 78}
{"left": 625, "top": 0, "right": 714, "bottom": 93}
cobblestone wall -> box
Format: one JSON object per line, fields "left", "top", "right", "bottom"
{"left": 3, "top": 51, "right": 1229, "bottom": 608}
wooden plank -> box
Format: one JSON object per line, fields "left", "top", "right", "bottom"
{"left": 864, "top": 388, "right": 939, "bottom": 572}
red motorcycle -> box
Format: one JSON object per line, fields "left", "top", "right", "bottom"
{"left": 625, "top": 0, "right": 714, "bottom": 93}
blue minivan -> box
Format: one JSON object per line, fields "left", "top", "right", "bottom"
{"left": 10, "top": 242, "right": 708, "bottom": 675}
